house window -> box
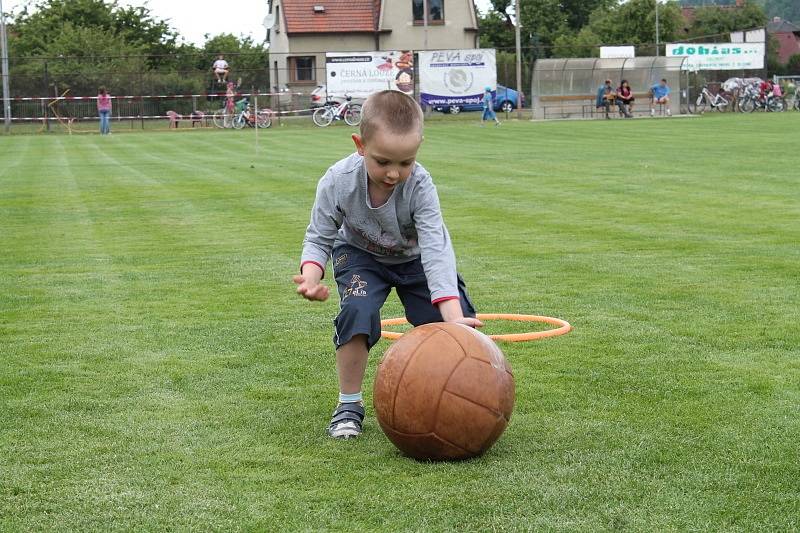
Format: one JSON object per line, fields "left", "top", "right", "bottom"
{"left": 289, "top": 56, "right": 315, "bottom": 82}
{"left": 413, "top": 0, "right": 444, "bottom": 25}
{"left": 275, "top": 5, "right": 281, "bottom": 32}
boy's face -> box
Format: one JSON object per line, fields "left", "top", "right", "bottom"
{"left": 352, "top": 130, "right": 422, "bottom": 192}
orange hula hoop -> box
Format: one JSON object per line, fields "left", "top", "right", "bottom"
{"left": 380, "top": 313, "right": 572, "bottom": 343}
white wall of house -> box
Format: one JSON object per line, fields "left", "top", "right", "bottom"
{"left": 268, "top": 0, "right": 375, "bottom": 91}
{"left": 267, "top": 0, "right": 480, "bottom": 95}
{"left": 378, "top": 0, "right": 478, "bottom": 51}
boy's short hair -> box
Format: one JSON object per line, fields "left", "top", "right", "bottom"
{"left": 359, "top": 90, "right": 423, "bottom": 141}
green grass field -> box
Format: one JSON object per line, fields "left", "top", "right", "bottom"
{"left": 2, "top": 114, "right": 799, "bottom": 531}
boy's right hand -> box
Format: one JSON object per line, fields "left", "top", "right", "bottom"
{"left": 293, "top": 275, "right": 330, "bottom": 301}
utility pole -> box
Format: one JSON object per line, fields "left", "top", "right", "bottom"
{"left": 514, "top": 0, "right": 522, "bottom": 118}
{"left": 655, "top": 0, "right": 660, "bottom": 57}
{"left": 1, "top": 0, "right": 11, "bottom": 133}
{"left": 423, "top": 0, "right": 428, "bottom": 50}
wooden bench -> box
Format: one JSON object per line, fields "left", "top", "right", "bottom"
{"left": 538, "top": 93, "right": 653, "bottom": 119}
{"left": 538, "top": 95, "right": 596, "bottom": 119}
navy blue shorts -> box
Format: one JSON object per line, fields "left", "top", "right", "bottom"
{"left": 331, "top": 245, "right": 476, "bottom": 349}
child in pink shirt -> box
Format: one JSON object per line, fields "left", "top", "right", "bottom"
{"left": 97, "top": 87, "right": 112, "bottom": 135}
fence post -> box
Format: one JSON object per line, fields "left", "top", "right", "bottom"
{"left": 138, "top": 68, "right": 143, "bottom": 130}
{"left": 274, "top": 62, "right": 281, "bottom": 126}
{"left": 504, "top": 60, "right": 509, "bottom": 119}
{"left": 43, "top": 61, "right": 50, "bottom": 131}
{"left": 254, "top": 86, "right": 259, "bottom": 159}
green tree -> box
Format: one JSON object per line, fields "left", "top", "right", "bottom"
{"left": 786, "top": 53, "right": 800, "bottom": 74}
{"left": 8, "top": 0, "right": 181, "bottom": 60}
{"left": 6, "top": 0, "right": 190, "bottom": 96}
{"left": 766, "top": 33, "right": 785, "bottom": 75}
{"left": 587, "top": 0, "right": 683, "bottom": 56}
{"left": 687, "top": 2, "right": 767, "bottom": 37}
{"left": 478, "top": 0, "right": 617, "bottom": 55}
{"left": 552, "top": 28, "right": 602, "bottom": 58}
{"left": 112, "top": 4, "right": 182, "bottom": 67}
{"left": 202, "top": 34, "right": 269, "bottom": 91}
{"left": 478, "top": 10, "right": 516, "bottom": 50}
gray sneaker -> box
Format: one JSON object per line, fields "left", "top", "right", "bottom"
{"left": 328, "top": 402, "right": 365, "bottom": 439}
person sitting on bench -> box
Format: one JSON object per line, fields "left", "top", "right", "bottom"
{"left": 596, "top": 79, "right": 618, "bottom": 119}
{"left": 650, "top": 79, "right": 671, "bottom": 117}
{"left": 616, "top": 79, "right": 634, "bottom": 118}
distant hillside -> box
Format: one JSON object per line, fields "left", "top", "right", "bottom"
{"left": 679, "top": 0, "right": 738, "bottom": 5}
{"left": 679, "top": 0, "right": 798, "bottom": 23}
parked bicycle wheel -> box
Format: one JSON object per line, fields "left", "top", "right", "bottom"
{"left": 313, "top": 107, "right": 334, "bottom": 127}
{"left": 256, "top": 109, "right": 273, "bottom": 128}
{"left": 212, "top": 108, "right": 227, "bottom": 128}
{"left": 693, "top": 96, "right": 706, "bottom": 114}
{"left": 715, "top": 99, "right": 729, "bottom": 112}
{"left": 768, "top": 97, "right": 786, "bottom": 112}
{"left": 344, "top": 104, "right": 362, "bottom": 126}
{"left": 233, "top": 113, "right": 246, "bottom": 129}
{"left": 739, "top": 97, "right": 755, "bottom": 113}
{"left": 223, "top": 110, "right": 235, "bottom": 128}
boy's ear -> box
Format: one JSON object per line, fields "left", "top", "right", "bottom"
{"left": 352, "top": 133, "right": 365, "bottom": 156}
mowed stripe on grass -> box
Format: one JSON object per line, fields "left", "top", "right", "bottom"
{"left": 1, "top": 114, "right": 798, "bottom": 530}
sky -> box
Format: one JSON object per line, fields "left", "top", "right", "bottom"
{"left": 4, "top": 0, "right": 495, "bottom": 46}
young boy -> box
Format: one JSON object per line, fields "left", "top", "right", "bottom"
{"left": 293, "top": 90, "right": 481, "bottom": 439}
{"left": 481, "top": 86, "right": 501, "bottom": 126}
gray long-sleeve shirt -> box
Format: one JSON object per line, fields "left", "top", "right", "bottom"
{"left": 301, "top": 152, "right": 459, "bottom": 303}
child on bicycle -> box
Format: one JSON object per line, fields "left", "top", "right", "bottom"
{"left": 293, "top": 90, "right": 480, "bottom": 439}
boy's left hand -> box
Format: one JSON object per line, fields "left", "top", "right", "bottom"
{"left": 450, "top": 317, "right": 484, "bottom": 328}
{"left": 437, "top": 299, "right": 483, "bottom": 328}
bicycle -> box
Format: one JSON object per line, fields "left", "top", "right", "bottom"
{"left": 212, "top": 95, "right": 246, "bottom": 128}
{"left": 739, "top": 85, "right": 785, "bottom": 113}
{"left": 233, "top": 100, "right": 273, "bottom": 129}
{"left": 793, "top": 87, "right": 800, "bottom": 111}
{"left": 212, "top": 103, "right": 237, "bottom": 128}
{"left": 690, "top": 85, "right": 730, "bottom": 114}
{"left": 312, "top": 95, "right": 362, "bottom": 127}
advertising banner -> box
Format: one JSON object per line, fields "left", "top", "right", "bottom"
{"left": 418, "top": 49, "right": 496, "bottom": 106}
{"left": 600, "top": 46, "right": 635, "bottom": 59}
{"left": 325, "top": 51, "right": 414, "bottom": 98}
{"left": 667, "top": 43, "right": 764, "bottom": 70}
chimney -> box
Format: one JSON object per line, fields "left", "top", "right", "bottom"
{"left": 735, "top": 0, "right": 744, "bottom": 6}
{"left": 773, "top": 16, "right": 782, "bottom": 23}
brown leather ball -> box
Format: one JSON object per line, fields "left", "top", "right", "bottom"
{"left": 373, "top": 322, "right": 515, "bottom": 461}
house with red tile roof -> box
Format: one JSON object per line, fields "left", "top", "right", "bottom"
{"left": 767, "top": 17, "right": 800, "bottom": 65}
{"left": 267, "top": 0, "right": 479, "bottom": 97}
